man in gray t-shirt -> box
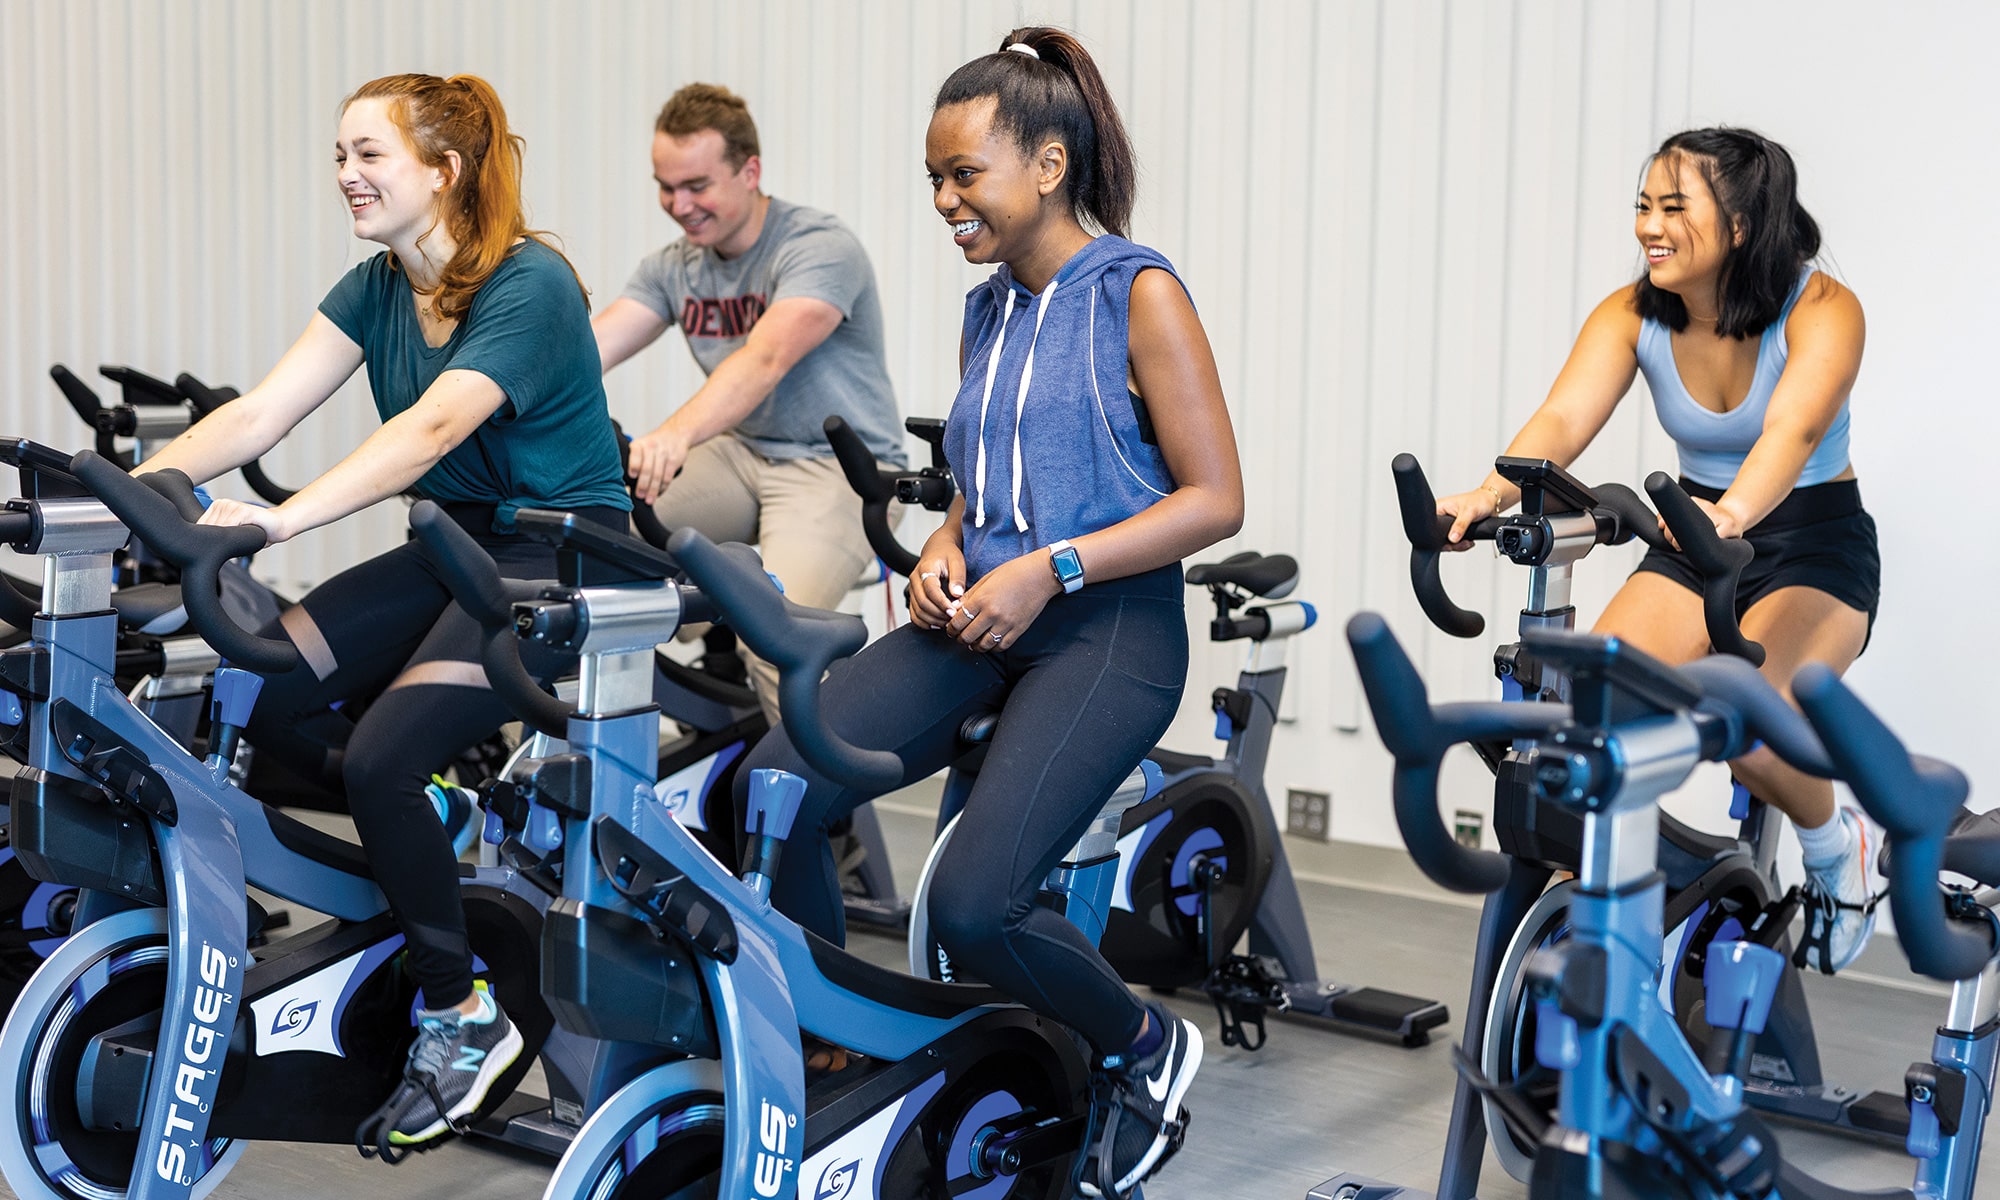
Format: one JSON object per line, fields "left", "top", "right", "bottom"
{"left": 596, "top": 83, "right": 904, "bottom": 721}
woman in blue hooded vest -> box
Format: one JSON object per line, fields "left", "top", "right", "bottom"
{"left": 1434, "top": 128, "right": 1880, "bottom": 975}
{"left": 739, "top": 26, "right": 1242, "bottom": 1200}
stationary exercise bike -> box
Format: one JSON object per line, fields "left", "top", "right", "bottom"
{"left": 410, "top": 495, "right": 1185, "bottom": 1198}
{"left": 1311, "top": 455, "right": 1907, "bottom": 1198}
{"left": 0, "top": 442, "right": 641, "bottom": 1199}
{"left": 1328, "top": 614, "right": 1996, "bottom": 1200}
{"left": 827, "top": 414, "right": 1449, "bottom": 1050}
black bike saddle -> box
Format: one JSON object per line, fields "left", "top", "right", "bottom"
{"left": 109, "top": 582, "right": 187, "bottom": 634}
{"left": 1874, "top": 807, "right": 2000, "bottom": 888}
{"left": 1186, "top": 552, "right": 1298, "bottom": 599}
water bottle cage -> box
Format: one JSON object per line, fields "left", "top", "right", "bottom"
{"left": 593, "top": 818, "right": 739, "bottom": 963}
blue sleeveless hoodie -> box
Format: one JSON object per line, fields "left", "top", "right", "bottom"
{"left": 947, "top": 236, "right": 1181, "bottom": 580}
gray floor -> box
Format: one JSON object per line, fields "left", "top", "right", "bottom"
{"left": 5, "top": 783, "right": 1982, "bottom": 1200}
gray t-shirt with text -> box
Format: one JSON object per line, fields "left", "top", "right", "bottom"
{"left": 622, "top": 197, "right": 906, "bottom": 466}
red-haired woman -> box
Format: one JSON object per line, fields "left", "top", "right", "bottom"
{"left": 140, "top": 73, "right": 630, "bottom": 1154}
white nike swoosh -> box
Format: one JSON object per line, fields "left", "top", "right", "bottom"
{"left": 1145, "top": 1041, "right": 1174, "bottom": 1102}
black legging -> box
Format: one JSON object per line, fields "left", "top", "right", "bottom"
{"left": 741, "top": 564, "right": 1187, "bottom": 1053}
{"left": 244, "top": 504, "right": 621, "bottom": 1003}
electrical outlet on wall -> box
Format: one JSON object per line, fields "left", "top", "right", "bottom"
{"left": 1287, "top": 789, "right": 1331, "bottom": 842}
{"left": 1454, "top": 809, "right": 1484, "bottom": 850}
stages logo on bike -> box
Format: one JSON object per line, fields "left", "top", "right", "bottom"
{"left": 153, "top": 941, "right": 238, "bottom": 1185}
{"left": 754, "top": 1098, "right": 798, "bottom": 1198}
{"left": 270, "top": 998, "right": 319, "bottom": 1038}
{"left": 815, "top": 1158, "right": 859, "bottom": 1200}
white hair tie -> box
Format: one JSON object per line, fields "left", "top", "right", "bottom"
{"left": 1007, "top": 42, "right": 1040, "bottom": 59}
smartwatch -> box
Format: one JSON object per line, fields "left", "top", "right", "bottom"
{"left": 1048, "top": 539, "right": 1085, "bottom": 594}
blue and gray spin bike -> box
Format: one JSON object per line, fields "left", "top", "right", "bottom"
{"left": 0, "top": 442, "right": 639, "bottom": 1199}
{"left": 1323, "top": 613, "right": 1995, "bottom": 1200}
{"left": 412, "top": 494, "right": 1178, "bottom": 1197}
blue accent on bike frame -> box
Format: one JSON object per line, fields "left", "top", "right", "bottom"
{"left": 1729, "top": 777, "right": 1752, "bottom": 822}
{"left": 1299, "top": 602, "right": 1318, "bottom": 630}
{"left": 1213, "top": 708, "right": 1233, "bottom": 741}
{"left": 1702, "top": 941, "right": 1784, "bottom": 1034}
{"left": 1534, "top": 999, "right": 1581, "bottom": 1071}
{"left": 1139, "top": 757, "right": 1163, "bottom": 800}
{"left": 1500, "top": 674, "right": 1525, "bottom": 703}
{"left": 0, "top": 689, "right": 21, "bottom": 727}
{"left": 209, "top": 668, "right": 263, "bottom": 729}
{"left": 746, "top": 769, "right": 807, "bottom": 841}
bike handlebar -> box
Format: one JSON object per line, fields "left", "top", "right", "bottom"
{"left": 1793, "top": 665, "right": 1988, "bottom": 982}
{"left": 824, "top": 415, "right": 919, "bottom": 577}
{"left": 1392, "top": 454, "right": 1505, "bottom": 637}
{"left": 1392, "top": 453, "right": 1765, "bottom": 663}
{"left": 1346, "top": 611, "right": 1841, "bottom": 897}
{"left": 176, "top": 373, "right": 299, "bottom": 506}
{"left": 67, "top": 452, "right": 300, "bottom": 673}
{"left": 408, "top": 502, "right": 574, "bottom": 738}
{"left": 1644, "top": 472, "right": 1764, "bottom": 665}
{"left": 668, "top": 526, "right": 903, "bottom": 791}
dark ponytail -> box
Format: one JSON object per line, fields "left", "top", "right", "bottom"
{"left": 1634, "top": 127, "right": 1821, "bottom": 339}
{"left": 934, "top": 27, "right": 1136, "bottom": 238}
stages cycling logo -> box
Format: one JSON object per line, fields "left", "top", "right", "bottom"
{"left": 153, "top": 941, "right": 237, "bottom": 1184}
{"left": 753, "top": 1098, "right": 799, "bottom": 1197}
{"left": 815, "top": 1158, "right": 859, "bottom": 1200}
{"left": 269, "top": 998, "right": 319, "bottom": 1038}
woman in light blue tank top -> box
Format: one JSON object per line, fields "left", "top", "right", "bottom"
{"left": 1434, "top": 128, "right": 1882, "bottom": 974}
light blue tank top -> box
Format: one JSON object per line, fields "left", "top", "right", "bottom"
{"left": 1637, "top": 268, "right": 1851, "bottom": 489}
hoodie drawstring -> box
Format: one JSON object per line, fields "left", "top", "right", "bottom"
{"left": 971, "top": 280, "right": 1056, "bottom": 531}
{"left": 971, "top": 289, "right": 1015, "bottom": 530}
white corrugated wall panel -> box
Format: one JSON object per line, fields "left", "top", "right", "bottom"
{"left": 4, "top": 2, "right": 1991, "bottom": 847}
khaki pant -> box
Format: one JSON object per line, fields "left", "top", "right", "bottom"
{"left": 656, "top": 434, "right": 900, "bottom": 724}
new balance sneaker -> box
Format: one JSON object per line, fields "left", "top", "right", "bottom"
{"left": 1077, "top": 1002, "right": 1202, "bottom": 1198}
{"left": 357, "top": 986, "right": 523, "bottom": 1160}
{"left": 1796, "top": 808, "right": 1880, "bottom": 974}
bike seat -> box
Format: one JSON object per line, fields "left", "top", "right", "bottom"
{"left": 110, "top": 582, "right": 187, "bottom": 634}
{"left": 1935, "top": 806, "right": 2000, "bottom": 887}
{"left": 803, "top": 928, "right": 1008, "bottom": 1019}
{"left": 1147, "top": 746, "right": 1215, "bottom": 776}
{"left": 259, "top": 802, "right": 375, "bottom": 876}
{"left": 1186, "top": 552, "right": 1297, "bottom": 599}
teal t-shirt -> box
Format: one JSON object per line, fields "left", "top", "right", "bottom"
{"left": 318, "top": 240, "right": 631, "bottom": 528}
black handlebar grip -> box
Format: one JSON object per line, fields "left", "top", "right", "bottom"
{"left": 630, "top": 493, "right": 673, "bottom": 551}
{"left": 1677, "top": 656, "right": 1834, "bottom": 778}
{"left": 69, "top": 453, "right": 299, "bottom": 674}
{"left": 1587, "top": 482, "right": 1669, "bottom": 551}
{"left": 668, "top": 527, "right": 901, "bottom": 791}
{"left": 176, "top": 374, "right": 299, "bottom": 506}
{"left": 1392, "top": 454, "right": 1491, "bottom": 638}
{"left": 0, "top": 561, "right": 37, "bottom": 630}
{"left": 51, "top": 365, "right": 105, "bottom": 427}
{"left": 1347, "top": 612, "right": 1510, "bottom": 893}
{"left": 1645, "top": 473, "right": 1765, "bottom": 666}
{"left": 407, "top": 502, "right": 571, "bottom": 739}
{"left": 1793, "top": 664, "right": 1988, "bottom": 982}
{"left": 825, "top": 415, "right": 920, "bottom": 578}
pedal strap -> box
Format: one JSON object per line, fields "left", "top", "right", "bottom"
{"left": 1791, "top": 884, "right": 1885, "bottom": 976}
{"left": 1203, "top": 954, "right": 1290, "bottom": 1051}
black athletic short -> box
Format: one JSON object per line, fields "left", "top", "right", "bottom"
{"left": 1633, "top": 477, "right": 1880, "bottom": 645}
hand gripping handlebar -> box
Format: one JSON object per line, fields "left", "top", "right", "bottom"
{"left": 824, "top": 415, "right": 919, "bottom": 577}
{"left": 667, "top": 526, "right": 903, "bottom": 792}
{"left": 1793, "top": 665, "right": 1988, "bottom": 982}
{"left": 68, "top": 451, "right": 301, "bottom": 673}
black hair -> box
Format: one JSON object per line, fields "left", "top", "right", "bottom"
{"left": 933, "top": 26, "right": 1136, "bottom": 238}
{"left": 1634, "top": 127, "right": 1821, "bottom": 339}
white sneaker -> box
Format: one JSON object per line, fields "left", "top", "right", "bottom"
{"left": 1796, "top": 808, "right": 1879, "bottom": 974}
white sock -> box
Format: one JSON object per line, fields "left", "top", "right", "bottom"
{"left": 1796, "top": 810, "right": 1852, "bottom": 867}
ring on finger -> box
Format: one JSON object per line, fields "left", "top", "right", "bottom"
{"left": 990, "top": 631, "right": 1003, "bottom": 643}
